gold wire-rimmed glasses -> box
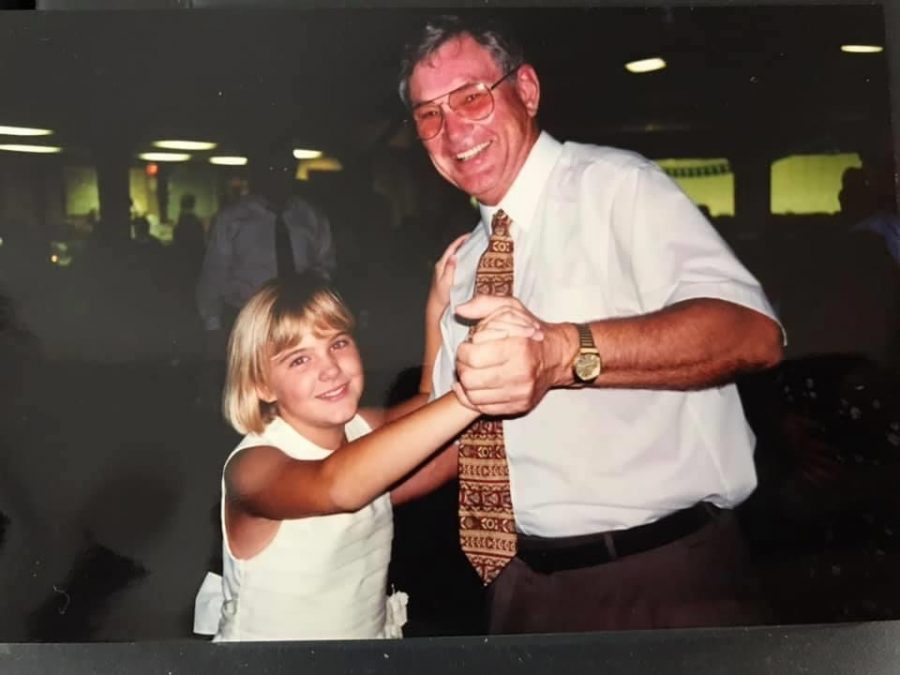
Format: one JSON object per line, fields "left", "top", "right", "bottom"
{"left": 410, "top": 66, "right": 521, "bottom": 140}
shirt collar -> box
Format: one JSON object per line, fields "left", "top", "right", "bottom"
{"left": 478, "top": 131, "right": 563, "bottom": 238}
{"left": 267, "top": 415, "right": 333, "bottom": 456}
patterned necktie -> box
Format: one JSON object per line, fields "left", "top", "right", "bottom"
{"left": 458, "top": 209, "right": 517, "bottom": 585}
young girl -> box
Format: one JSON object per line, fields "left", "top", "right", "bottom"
{"left": 193, "top": 239, "right": 540, "bottom": 641}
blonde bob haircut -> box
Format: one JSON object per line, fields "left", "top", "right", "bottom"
{"left": 223, "top": 274, "right": 355, "bottom": 435}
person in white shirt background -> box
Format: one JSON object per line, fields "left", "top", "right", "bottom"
{"left": 196, "top": 152, "right": 337, "bottom": 339}
{"left": 194, "top": 150, "right": 337, "bottom": 407}
{"left": 396, "top": 14, "right": 785, "bottom": 633}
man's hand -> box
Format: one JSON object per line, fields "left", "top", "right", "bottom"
{"left": 454, "top": 295, "right": 577, "bottom": 416}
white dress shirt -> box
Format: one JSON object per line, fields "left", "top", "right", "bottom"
{"left": 433, "top": 132, "right": 782, "bottom": 538}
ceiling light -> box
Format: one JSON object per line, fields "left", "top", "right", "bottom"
{"left": 625, "top": 57, "right": 667, "bottom": 74}
{"left": 153, "top": 140, "right": 217, "bottom": 151}
{"left": 0, "top": 125, "right": 53, "bottom": 136}
{"left": 0, "top": 144, "right": 62, "bottom": 153}
{"left": 209, "top": 156, "right": 248, "bottom": 166}
{"left": 840, "top": 44, "right": 883, "bottom": 54}
{"left": 296, "top": 156, "right": 342, "bottom": 180}
{"left": 293, "top": 148, "right": 323, "bottom": 160}
{"left": 138, "top": 152, "right": 190, "bottom": 162}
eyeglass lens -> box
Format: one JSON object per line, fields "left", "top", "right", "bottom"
{"left": 413, "top": 83, "right": 494, "bottom": 140}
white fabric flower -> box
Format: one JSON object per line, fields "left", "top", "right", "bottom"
{"left": 384, "top": 589, "right": 409, "bottom": 639}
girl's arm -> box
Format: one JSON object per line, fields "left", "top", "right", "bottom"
{"left": 390, "top": 443, "right": 458, "bottom": 506}
{"left": 373, "top": 234, "right": 469, "bottom": 425}
{"left": 226, "top": 392, "right": 479, "bottom": 519}
{"left": 419, "top": 237, "right": 466, "bottom": 397}
{"left": 385, "top": 235, "right": 551, "bottom": 505}
{"left": 377, "top": 235, "right": 465, "bottom": 504}
{"left": 389, "top": 306, "right": 546, "bottom": 505}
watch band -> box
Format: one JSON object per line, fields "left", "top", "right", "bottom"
{"left": 576, "top": 323, "right": 598, "bottom": 351}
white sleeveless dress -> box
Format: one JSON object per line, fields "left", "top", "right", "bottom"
{"left": 193, "top": 415, "right": 407, "bottom": 641}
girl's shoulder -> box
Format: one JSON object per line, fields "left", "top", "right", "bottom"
{"left": 224, "top": 415, "right": 373, "bottom": 471}
{"left": 224, "top": 417, "right": 316, "bottom": 470}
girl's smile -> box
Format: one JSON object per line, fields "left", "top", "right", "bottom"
{"left": 259, "top": 330, "right": 365, "bottom": 449}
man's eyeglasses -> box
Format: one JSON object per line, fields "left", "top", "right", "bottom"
{"left": 410, "top": 66, "right": 521, "bottom": 141}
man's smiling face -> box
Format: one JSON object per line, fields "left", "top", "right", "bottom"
{"left": 408, "top": 34, "right": 540, "bottom": 206}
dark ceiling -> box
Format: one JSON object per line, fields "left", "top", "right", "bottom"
{"left": 0, "top": 5, "right": 891, "bottom": 163}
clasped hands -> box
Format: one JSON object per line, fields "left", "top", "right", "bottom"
{"left": 428, "top": 236, "right": 572, "bottom": 417}
{"left": 451, "top": 295, "right": 572, "bottom": 417}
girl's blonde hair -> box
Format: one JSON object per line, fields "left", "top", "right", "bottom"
{"left": 223, "top": 274, "right": 355, "bottom": 435}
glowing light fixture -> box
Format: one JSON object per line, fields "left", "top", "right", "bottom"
{"left": 209, "top": 155, "right": 248, "bottom": 166}
{"left": 153, "top": 139, "right": 217, "bottom": 151}
{"left": 0, "top": 144, "right": 62, "bottom": 153}
{"left": 625, "top": 57, "right": 667, "bottom": 74}
{"left": 296, "top": 156, "right": 342, "bottom": 180}
{"left": 840, "top": 44, "right": 883, "bottom": 54}
{"left": 138, "top": 152, "right": 190, "bottom": 162}
{"left": 293, "top": 148, "right": 323, "bottom": 160}
{"left": 0, "top": 125, "right": 53, "bottom": 136}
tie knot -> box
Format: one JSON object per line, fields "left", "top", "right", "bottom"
{"left": 491, "top": 209, "right": 512, "bottom": 238}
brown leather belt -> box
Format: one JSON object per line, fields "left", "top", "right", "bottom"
{"left": 516, "top": 503, "right": 721, "bottom": 574}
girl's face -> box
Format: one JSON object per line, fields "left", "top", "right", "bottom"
{"left": 258, "top": 328, "right": 364, "bottom": 449}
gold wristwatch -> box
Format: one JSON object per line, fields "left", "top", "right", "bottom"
{"left": 572, "top": 323, "right": 601, "bottom": 385}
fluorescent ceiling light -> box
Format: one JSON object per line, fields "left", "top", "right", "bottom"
{"left": 209, "top": 155, "right": 248, "bottom": 166}
{"left": 625, "top": 57, "right": 667, "bottom": 74}
{"left": 840, "top": 44, "right": 883, "bottom": 54}
{"left": 293, "top": 148, "right": 323, "bottom": 160}
{"left": 138, "top": 152, "right": 190, "bottom": 162}
{"left": 0, "top": 125, "right": 53, "bottom": 136}
{"left": 0, "top": 144, "right": 62, "bottom": 154}
{"left": 153, "top": 140, "right": 217, "bottom": 151}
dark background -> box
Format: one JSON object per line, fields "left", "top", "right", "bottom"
{"left": 0, "top": 2, "right": 899, "bottom": 642}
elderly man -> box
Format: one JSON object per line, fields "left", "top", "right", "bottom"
{"left": 398, "top": 15, "right": 784, "bottom": 633}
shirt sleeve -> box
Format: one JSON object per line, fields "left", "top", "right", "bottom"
{"left": 620, "top": 162, "right": 780, "bottom": 327}
{"left": 288, "top": 199, "right": 337, "bottom": 279}
{"left": 195, "top": 211, "right": 233, "bottom": 331}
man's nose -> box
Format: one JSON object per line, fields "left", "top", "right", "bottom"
{"left": 441, "top": 106, "right": 472, "bottom": 140}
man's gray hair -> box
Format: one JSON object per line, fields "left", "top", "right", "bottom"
{"left": 397, "top": 14, "right": 525, "bottom": 109}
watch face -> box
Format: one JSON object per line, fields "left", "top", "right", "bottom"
{"left": 574, "top": 353, "right": 601, "bottom": 381}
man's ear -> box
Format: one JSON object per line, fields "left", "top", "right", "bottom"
{"left": 515, "top": 64, "right": 541, "bottom": 118}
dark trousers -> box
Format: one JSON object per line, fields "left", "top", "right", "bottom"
{"left": 487, "top": 511, "right": 767, "bottom": 633}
